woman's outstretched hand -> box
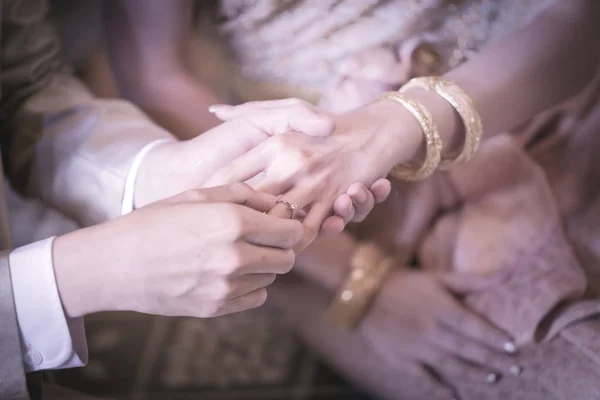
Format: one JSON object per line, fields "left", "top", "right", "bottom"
{"left": 205, "top": 98, "right": 415, "bottom": 250}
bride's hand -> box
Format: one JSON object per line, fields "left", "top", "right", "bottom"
{"left": 206, "top": 98, "right": 419, "bottom": 249}
{"left": 361, "top": 270, "right": 522, "bottom": 385}
{"left": 295, "top": 237, "right": 523, "bottom": 385}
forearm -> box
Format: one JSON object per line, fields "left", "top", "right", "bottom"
{"left": 379, "top": 0, "right": 600, "bottom": 166}
{"left": 445, "top": 0, "right": 600, "bottom": 141}
{"left": 127, "top": 73, "right": 221, "bottom": 139}
{"left": 104, "top": 0, "right": 220, "bottom": 139}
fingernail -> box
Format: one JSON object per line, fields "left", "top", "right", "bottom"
{"left": 355, "top": 188, "right": 368, "bottom": 203}
{"left": 486, "top": 372, "right": 500, "bottom": 384}
{"left": 345, "top": 201, "right": 353, "bottom": 215}
{"left": 509, "top": 365, "right": 523, "bottom": 376}
{"left": 503, "top": 341, "right": 517, "bottom": 354}
{"left": 208, "top": 104, "right": 233, "bottom": 113}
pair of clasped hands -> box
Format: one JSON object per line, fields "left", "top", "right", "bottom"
{"left": 56, "top": 97, "right": 407, "bottom": 321}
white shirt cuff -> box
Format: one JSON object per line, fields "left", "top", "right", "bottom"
{"left": 9, "top": 237, "right": 88, "bottom": 372}
{"left": 121, "top": 139, "right": 173, "bottom": 215}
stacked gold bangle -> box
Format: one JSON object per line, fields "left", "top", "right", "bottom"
{"left": 325, "top": 242, "right": 394, "bottom": 330}
{"left": 380, "top": 76, "right": 482, "bottom": 181}
{"left": 379, "top": 92, "right": 443, "bottom": 181}
{"left": 400, "top": 77, "right": 483, "bottom": 169}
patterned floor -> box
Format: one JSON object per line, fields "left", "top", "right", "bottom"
{"left": 52, "top": 308, "right": 372, "bottom": 400}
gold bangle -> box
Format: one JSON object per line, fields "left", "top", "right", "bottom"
{"left": 325, "top": 242, "right": 394, "bottom": 330}
{"left": 400, "top": 77, "right": 482, "bottom": 169}
{"left": 379, "top": 92, "right": 443, "bottom": 181}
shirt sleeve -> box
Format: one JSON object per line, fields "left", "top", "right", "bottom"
{"left": 9, "top": 237, "right": 87, "bottom": 372}
{"left": 121, "top": 138, "right": 173, "bottom": 215}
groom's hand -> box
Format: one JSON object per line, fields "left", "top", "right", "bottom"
{"left": 134, "top": 99, "right": 336, "bottom": 208}
{"left": 53, "top": 183, "right": 304, "bottom": 319}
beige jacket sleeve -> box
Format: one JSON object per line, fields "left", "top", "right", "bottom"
{"left": 2, "top": 0, "right": 174, "bottom": 227}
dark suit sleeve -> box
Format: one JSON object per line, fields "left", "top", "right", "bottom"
{"left": 0, "top": 0, "right": 62, "bottom": 186}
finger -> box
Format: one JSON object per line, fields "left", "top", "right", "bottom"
{"left": 237, "top": 207, "right": 304, "bottom": 248}
{"left": 255, "top": 173, "right": 296, "bottom": 196}
{"left": 435, "top": 305, "right": 516, "bottom": 355}
{"left": 203, "top": 144, "right": 270, "bottom": 187}
{"left": 346, "top": 183, "right": 374, "bottom": 222}
{"left": 420, "top": 348, "right": 496, "bottom": 384}
{"left": 210, "top": 100, "right": 335, "bottom": 137}
{"left": 213, "top": 288, "right": 268, "bottom": 317}
{"left": 291, "top": 201, "right": 335, "bottom": 253}
{"left": 185, "top": 183, "right": 277, "bottom": 212}
{"left": 320, "top": 216, "right": 345, "bottom": 236}
{"left": 332, "top": 194, "right": 355, "bottom": 224}
{"left": 267, "top": 203, "right": 294, "bottom": 220}
{"left": 370, "top": 178, "right": 392, "bottom": 204}
{"left": 227, "top": 242, "right": 296, "bottom": 275}
{"left": 428, "top": 328, "right": 522, "bottom": 377}
{"left": 226, "top": 273, "right": 277, "bottom": 299}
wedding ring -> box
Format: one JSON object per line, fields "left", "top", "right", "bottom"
{"left": 276, "top": 199, "right": 298, "bottom": 219}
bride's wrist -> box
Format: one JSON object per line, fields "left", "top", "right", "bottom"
{"left": 361, "top": 99, "right": 425, "bottom": 176}
{"left": 402, "top": 87, "right": 463, "bottom": 155}
{"left": 363, "top": 89, "right": 463, "bottom": 178}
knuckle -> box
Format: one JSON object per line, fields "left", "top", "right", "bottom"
{"left": 229, "top": 181, "right": 252, "bottom": 194}
{"left": 182, "top": 188, "right": 208, "bottom": 203}
{"left": 220, "top": 245, "right": 245, "bottom": 274}
{"left": 221, "top": 205, "right": 247, "bottom": 239}
{"left": 211, "top": 280, "right": 231, "bottom": 302}
{"left": 268, "top": 135, "right": 288, "bottom": 151}
{"left": 286, "top": 149, "right": 313, "bottom": 168}
{"left": 214, "top": 166, "right": 235, "bottom": 184}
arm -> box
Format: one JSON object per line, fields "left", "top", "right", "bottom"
{"left": 103, "top": 0, "right": 221, "bottom": 138}
{"left": 384, "top": 0, "right": 600, "bottom": 161}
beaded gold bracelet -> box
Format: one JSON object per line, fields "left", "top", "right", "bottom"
{"left": 325, "top": 242, "right": 394, "bottom": 330}
{"left": 400, "top": 76, "right": 482, "bottom": 169}
{"left": 379, "top": 92, "right": 443, "bottom": 181}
